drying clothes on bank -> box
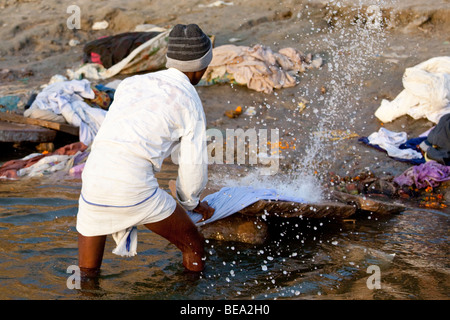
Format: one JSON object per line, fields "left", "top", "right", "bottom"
{"left": 112, "top": 186, "right": 307, "bottom": 257}
{"left": 24, "top": 79, "right": 107, "bottom": 145}
{"left": 68, "top": 28, "right": 171, "bottom": 80}
{"left": 83, "top": 31, "right": 163, "bottom": 69}
{"left": 199, "top": 44, "right": 322, "bottom": 93}
{"left": 393, "top": 161, "right": 450, "bottom": 189}
{"left": 419, "top": 113, "right": 450, "bottom": 165}
{"left": 0, "top": 142, "right": 88, "bottom": 179}
{"left": 375, "top": 56, "right": 450, "bottom": 124}
{"left": 359, "top": 127, "right": 425, "bottom": 164}
{"left": 76, "top": 68, "right": 208, "bottom": 251}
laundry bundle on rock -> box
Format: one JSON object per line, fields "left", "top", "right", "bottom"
{"left": 199, "top": 44, "right": 322, "bottom": 93}
{"left": 112, "top": 186, "right": 306, "bottom": 257}
{"left": 374, "top": 56, "right": 450, "bottom": 124}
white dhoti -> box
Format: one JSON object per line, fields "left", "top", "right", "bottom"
{"left": 76, "top": 187, "right": 176, "bottom": 256}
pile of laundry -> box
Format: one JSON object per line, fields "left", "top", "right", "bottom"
{"left": 23, "top": 77, "right": 115, "bottom": 146}
{"left": 199, "top": 44, "right": 322, "bottom": 93}
{"left": 0, "top": 142, "right": 89, "bottom": 180}
{"left": 374, "top": 56, "right": 450, "bottom": 124}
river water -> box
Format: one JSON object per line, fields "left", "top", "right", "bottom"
{"left": 0, "top": 160, "right": 448, "bottom": 300}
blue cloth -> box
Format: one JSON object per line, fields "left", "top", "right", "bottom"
{"left": 188, "top": 186, "right": 306, "bottom": 226}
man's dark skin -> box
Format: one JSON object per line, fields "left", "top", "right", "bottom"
{"left": 77, "top": 67, "right": 215, "bottom": 278}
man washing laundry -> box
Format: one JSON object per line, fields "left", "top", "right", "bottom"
{"left": 76, "top": 24, "right": 215, "bottom": 276}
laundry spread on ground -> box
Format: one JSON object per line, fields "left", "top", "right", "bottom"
{"left": 359, "top": 127, "right": 425, "bottom": 164}
{"left": 82, "top": 31, "right": 163, "bottom": 69}
{"left": 199, "top": 44, "right": 322, "bottom": 93}
{"left": 0, "top": 142, "right": 88, "bottom": 179}
{"left": 374, "top": 56, "right": 450, "bottom": 124}
{"left": 112, "top": 186, "right": 307, "bottom": 256}
{"left": 24, "top": 79, "right": 107, "bottom": 146}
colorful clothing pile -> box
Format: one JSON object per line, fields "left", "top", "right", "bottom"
{"left": 394, "top": 160, "right": 450, "bottom": 189}
{"left": 0, "top": 142, "right": 88, "bottom": 179}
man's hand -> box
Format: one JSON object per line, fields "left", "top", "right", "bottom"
{"left": 169, "top": 180, "right": 215, "bottom": 222}
{"left": 193, "top": 201, "right": 215, "bottom": 222}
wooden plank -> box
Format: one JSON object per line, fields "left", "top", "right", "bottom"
{"left": 0, "top": 120, "right": 56, "bottom": 142}
{"left": 0, "top": 112, "right": 79, "bottom": 136}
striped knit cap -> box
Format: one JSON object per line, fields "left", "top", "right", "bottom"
{"left": 165, "top": 24, "right": 212, "bottom": 72}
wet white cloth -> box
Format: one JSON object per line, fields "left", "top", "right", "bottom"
{"left": 111, "top": 186, "right": 307, "bottom": 257}
{"left": 367, "top": 127, "right": 423, "bottom": 160}
{"left": 375, "top": 56, "right": 450, "bottom": 124}
{"left": 188, "top": 186, "right": 307, "bottom": 226}
{"left": 25, "top": 79, "right": 106, "bottom": 145}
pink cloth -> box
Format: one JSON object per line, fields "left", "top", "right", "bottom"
{"left": 90, "top": 52, "right": 102, "bottom": 65}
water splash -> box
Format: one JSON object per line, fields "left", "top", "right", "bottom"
{"left": 213, "top": 170, "right": 324, "bottom": 203}
{"left": 293, "top": 0, "right": 396, "bottom": 179}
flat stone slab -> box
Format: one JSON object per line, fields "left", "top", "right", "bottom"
{"left": 198, "top": 199, "right": 357, "bottom": 244}
{"left": 238, "top": 199, "right": 357, "bottom": 219}
{"left": 330, "top": 190, "right": 407, "bottom": 215}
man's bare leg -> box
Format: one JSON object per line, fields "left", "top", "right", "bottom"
{"left": 144, "top": 204, "right": 205, "bottom": 272}
{"left": 78, "top": 233, "right": 107, "bottom": 277}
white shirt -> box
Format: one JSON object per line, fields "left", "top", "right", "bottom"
{"left": 81, "top": 68, "right": 208, "bottom": 211}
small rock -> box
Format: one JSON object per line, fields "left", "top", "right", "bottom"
{"left": 92, "top": 20, "right": 109, "bottom": 30}
{"left": 68, "top": 39, "right": 80, "bottom": 47}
